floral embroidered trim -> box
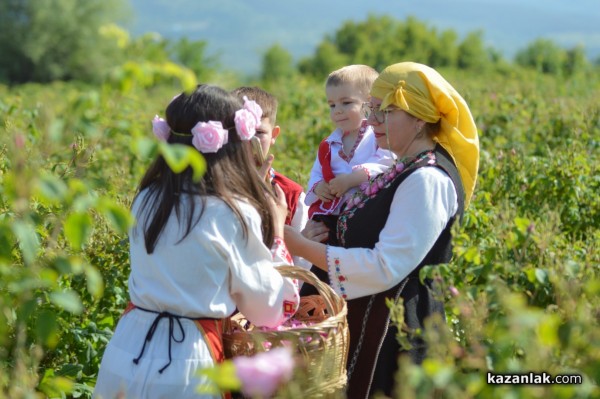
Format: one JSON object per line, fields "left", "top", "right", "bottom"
{"left": 272, "top": 236, "right": 293, "bottom": 265}
{"left": 337, "top": 149, "right": 437, "bottom": 246}
{"left": 326, "top": 246, "right": 348, "bottom": 299}
{"left": 283, "top": 300, "right": 297, "bottom": 318}
{"left": 338, "top": 119, "right": 368, "bottom": 163}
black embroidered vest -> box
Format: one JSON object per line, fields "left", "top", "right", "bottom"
{"left": 342, "top": 144, "right": 465, "bottom": 399}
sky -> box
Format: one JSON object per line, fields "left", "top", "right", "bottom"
{"left": 128, "top": 0, "right": 600, "bottom": 75}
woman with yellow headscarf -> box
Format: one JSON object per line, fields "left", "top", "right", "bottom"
{"left": 285, "top": 62, "right": 479, "bottom": 398}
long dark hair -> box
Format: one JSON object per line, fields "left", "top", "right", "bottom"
{"left": 135, "top": 84, "right": 275, "bottom": 253}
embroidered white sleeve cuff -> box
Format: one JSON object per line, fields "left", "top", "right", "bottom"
{"left": 271, "top": 236, "right": 293, "bottom": 265}
{"left": 326, "top": 245, "right": 348, "bottom": 300}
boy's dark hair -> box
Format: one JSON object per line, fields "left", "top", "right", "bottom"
{"left": 135, "top": 84, "right": 276, "bottom": 253}
{"left": 231, "top": 86, "right": 278, "bottom": 123}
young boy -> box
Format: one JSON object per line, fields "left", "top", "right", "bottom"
{"left": 302, "top": 65, "right": 394, "bottom": 294}
{"left": 306, "top": 65, "right": 393, "bottom": 231}
{"left": 232, "top": 86, "right": 311, "bottom": 270}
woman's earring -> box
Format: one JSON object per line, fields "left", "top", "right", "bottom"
{"left": 416, "top": 125, "right": 424, "bottom": 137}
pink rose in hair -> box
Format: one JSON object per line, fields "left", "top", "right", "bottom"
{"left": 152, "top": 115, "right": 171, "bottom": 141}
{"left": 233, "top": 347, "right": 295, "bottom": 398}
{"left": 242, "top": 96, "right": 263, "bottom": 126}
{"left": 234, "top": 109, "right": 258, "bottom": 141}
{"left": 191, "top": 121, "right": 228, "bottom": 153}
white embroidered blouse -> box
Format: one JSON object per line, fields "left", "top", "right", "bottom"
{"left": 326, "top": 167, "right": 458, "bottom": 300}
{"left": 128, "top": 191, "right": 299, "bottom": 328}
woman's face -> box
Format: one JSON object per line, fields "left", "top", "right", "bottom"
{"left": 367, "top": 97, "right": 422, "bottom": 155}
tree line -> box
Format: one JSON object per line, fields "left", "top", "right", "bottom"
{"left": 0, "top": 1, "right": 596, "bottom": 85}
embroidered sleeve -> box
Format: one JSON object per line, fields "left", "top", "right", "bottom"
{"left": 271, "top": 236, "right": 293, "bottom": 265}
{"left": 305, "top": 150, "right": 324, "bottom": 206}
{"left": 228, "top": 204, "right": 299, "bottom": 328}
{"left": 324, "top": 169, "right": 457, "bottom": 300}
{"left": 326, "top": 245, "right": 348, "bottom": 300}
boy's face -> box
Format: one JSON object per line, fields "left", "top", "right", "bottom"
{"left": 326, "top": 83, "right": 367, "bottom": 134}
{"left": 253, "top": 116, "right": 280, "bottom": 165}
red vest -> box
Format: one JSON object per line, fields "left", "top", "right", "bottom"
{"left": 273, "top": 171, "right": 303, "bottom": 226}
{"left": 308, "top": 139, "right": 342, "bottom": 218}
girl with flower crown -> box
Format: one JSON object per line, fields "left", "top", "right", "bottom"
{"left": 93, "top": 85, "right": 299, "bottom": 399}
{"left": 284, "top": 62, "right": 479, "bottom": 398}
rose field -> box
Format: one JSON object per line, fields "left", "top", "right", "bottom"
{"left": 1, "top": 10, "right": 600, "bottom": 398}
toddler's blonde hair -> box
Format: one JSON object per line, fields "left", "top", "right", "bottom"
{"left": 326, "top": 64, "right": 379, "bottom": 98}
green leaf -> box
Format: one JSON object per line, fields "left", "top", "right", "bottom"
{"left": 159, "top": 142, "right": 206, "bottom": 181}
{"left": 84, "top": 264, "right": 104, "bottom": 299}
{"left": 463, "top": 246, "right": 481, "bottom": 265}
{"left": 514, "top": 216, "right": 531, "bottom": 233}
{"left": 537, "top": 314, "right": 560, "bottom": 346}
{"left": 48, "top": 119, "right": 65, "bottom": 142}
{"left": 56, "top": 363, "right": 84, "bottom": 379}
{"left": 535, "top": 268, "right": 549, "bottom": 284}
{"left": 50, "top": 290, "right": 84, "bottom": 314}
{"left": 197, "top": 360, "right": 241, "bottom": 392}
{"left": 0, "top": 223, "right": 15, "bottom": 260}
{"left": 53, "top": 255, "right": 85, "bottom": 275}
{"left": 36, "top": 173, "right": 68, "bottom": 204}
{"left": 133, "top": 137, "right": 158, "bottom": 159}
{"left": 36, "top": 309, "right": 59, "bottom": 348}
{"left": 38, "top": 375, "right": 74, "bottom": 398}
{"left": 64, "top": 212, "right": 93, "bottom": 250}
{"left": 11, "top": 220, "right": 40, "bottom": 265}
{"left": 98, "top": 198, "right": 134, "bottom": 233}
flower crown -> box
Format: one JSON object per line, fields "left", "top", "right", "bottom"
{"left": 151, "top": 96, "right": 263, "bottom": 153}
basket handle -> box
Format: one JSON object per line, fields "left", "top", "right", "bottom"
{"left": 275, "top": 265, "right": 342, "bottom": 316}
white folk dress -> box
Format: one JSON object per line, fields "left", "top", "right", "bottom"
{"left": 93, "top": 192, "right": 299, "bottom": 399}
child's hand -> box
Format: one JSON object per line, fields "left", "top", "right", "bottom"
{"left": 330, "top": 168, "right": 369, "bottom": 197}
{"left": 258, "top": 153, "right": 274, "bottom": 182}
{"left": 269, "top": 183, "right": 289, "bottom": 237}
{"left": 314, "top": 180, "right": 335, "bottom": 202}
{"left": 301, "top": 220, "right": 330, "bottom": 243}
{"left": 329, "top": 174, "right": 352, "bottom": 197}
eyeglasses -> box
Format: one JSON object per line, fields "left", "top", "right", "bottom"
{"left": 362, "top": 103, "right": 399, "bottom": 123}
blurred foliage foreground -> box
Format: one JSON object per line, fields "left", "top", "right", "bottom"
{"left": 0, "top": 67, "right": 599, "bottom": 398}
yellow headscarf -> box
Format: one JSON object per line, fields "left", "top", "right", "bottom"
{"left": 370, "top": 62, "right": 479, "bottom": 208}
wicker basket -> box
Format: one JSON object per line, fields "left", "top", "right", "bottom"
{"left": 223, "top": 265, "right": 349, "bottom": 397}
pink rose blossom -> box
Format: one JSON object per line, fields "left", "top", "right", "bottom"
{"left": 152, "top": 115, "right": 171, "bottom": 141}
{"left": 242, "top": 95, "right": 263, "bottom": 126}
{"left": 234, "top": 109, "right": 258, "bottom": 140}
{"left": 449, "top": 286, "right": 460, "bottom": 297}
{"left": 233, "top": 347, "right": 295, "bottom": 398}
{"left": 14, "top": 133, "right": 25, "bottom": 149}
{"left": 191, "top": 121, "right": 228, "bottom": 153}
